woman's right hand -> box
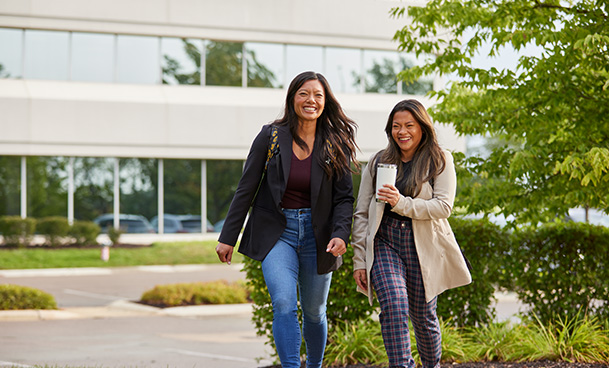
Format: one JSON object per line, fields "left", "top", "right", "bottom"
{"left": 215, "top": 242, "right": 234, "bottom": 265}
{"left": 353, "top": 269, "right": 368, "bottom": 291}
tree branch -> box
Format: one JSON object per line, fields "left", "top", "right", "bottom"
{"left": 533, "top": 0, "right": 608, "bottom": 20}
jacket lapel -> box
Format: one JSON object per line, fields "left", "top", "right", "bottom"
{"left": 275, "top": 125, "right": 292, "bottom": 205}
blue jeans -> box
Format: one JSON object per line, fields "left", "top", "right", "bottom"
{"left": 261, "top": 208, "right": 333, "bottom": 368}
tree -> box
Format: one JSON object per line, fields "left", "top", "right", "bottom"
{"left": 392, "top": 0, "right": 609, "bottom": 225}
{"left": 0, "top": 157, "right": 21, "bottom": 216}
{"left": 0, "top": 63, "right": 9, "bottom": 78}
{"left": 206, "top": 159, "right": 244, "bottom": 223}
{"left": 162, "top": 39, "right": 278, "bottom": 88}
{"left": 26, "top": 157, "right": 68, "bottom": 218}
{"left": 73, "top": 158, "right": 114, "bottom": 221}
{"left": 356, "top": 57, "right": 433, "bottom": 94}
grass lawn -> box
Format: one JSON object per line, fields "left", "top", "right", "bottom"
{"left": 0, "top": 241, "right": 244, "bottom": 269}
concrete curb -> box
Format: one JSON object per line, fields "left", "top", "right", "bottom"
{"left": 0, "top": 301, "right": 253, "bottom": 322}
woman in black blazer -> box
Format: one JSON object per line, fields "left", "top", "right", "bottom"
{"left": 216, "top": 71, "right": 359, "bottom": 368}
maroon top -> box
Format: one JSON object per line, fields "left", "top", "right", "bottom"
{"left": 281, "top": 151, "right": 313, "bottom": 209}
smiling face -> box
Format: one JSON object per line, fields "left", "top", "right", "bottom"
{"left": 391, "top": 110, "right": 423, "bottom": 162}
{"left": 293, "top": 80, "right": 325, "bottom": 124}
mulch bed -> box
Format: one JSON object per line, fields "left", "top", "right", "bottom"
{"left": 259, "top": 361, "right": 608, "bottom": 368}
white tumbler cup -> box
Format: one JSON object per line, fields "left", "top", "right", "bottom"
{"left": 375, "top": 163, "right": 397, "bottom": 203}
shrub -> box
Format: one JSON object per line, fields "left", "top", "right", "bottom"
{"left": 108, "top": 226, "right": 124, "bottom": 245}
{"left": 36, "top": 216, "right": 70, "bottom": 247}
{"left": 509, "top": 222, "right": 609, "bottom": 324}
{"left": 465, "top": 321, "right": 525, "bottom": 361}
{"left": 439, "top": 217, "right": 510, "bottom": 327}
{"left": 327, "top": 245, "right": 377, "bottom": 326}
{"left": 139, "top": 280, "right": 250, "bottom": 307}
{"left": 0, "top": 216, "right": 36, "bottom": 247}
{"left": 324, "top": 319, "right": 387, "bottom": 366}
{"left": 243, "top": 245, "right": 377, "bottom": 357}
{"left": 69, "top": 220, "right": 101, "bottom": 245}
{"left": 524, "top": 313, "right": 609, "bottom": 363}
{"left": 0, "top": 284, "right": 57, "bottom": 310}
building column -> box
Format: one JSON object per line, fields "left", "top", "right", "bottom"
{"left": 113, "top": 158, "right": 120, "bottom": 229}
{"left": 20, "top": 156, "right": 26, "bottom": 219}
{"left": 67, "top": 157, "right": 74, "bottom": 225}
{"left": 157, "top": 159, "right": 164, "bottom": 234}
{"left": 201, "top": 160, "right": 207, "bottom": 233}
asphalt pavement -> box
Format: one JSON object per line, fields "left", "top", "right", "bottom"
{"left": 0, "top": 264, "right": 275, "bottom": 368}
{"left": 0, "top": 262, "right": 524, "bottom": 368}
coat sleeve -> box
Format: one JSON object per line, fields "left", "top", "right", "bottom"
{"left": 391, "top": 150, "right": 456, "bottom": 220}
{"left": 351, "top": 156, "right": 376, "bottom": 271}
{"left": 218, "top": 125, "right": 271, "bottom": 246}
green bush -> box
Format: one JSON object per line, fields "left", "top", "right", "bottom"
{"left": 324, "top": 319, "right": 387, "bottom": 366}
{"left": 108, "top": 226, "right": 123, "bottom": 245}
{"left": 438, "top": 217, "right": 510, "bottom": 327}
{"left": 325, "top": 317, "right": 609, "bottom": 365}
{"left": 69, "top": 220, "right": 101, "bottom": 245}
{"left": 139, "top": 280, "right": 250, "bottom": 307}
{"left": 36, "top": 216, "right": 70, "bottom": 247}
{"left": 0, "top": 216, "right": 36, "bottom": 247}
{"left": 528, "top": 313, "right": 609, "bottom": 363}
{"left": 243, "top": 245, "right": 376, "bottom": 357}
{"left": 0, "top": 284, "right": 57, "bottom": 310}
{"left": 509, "top": 222, "right": 609, "bottom": 324}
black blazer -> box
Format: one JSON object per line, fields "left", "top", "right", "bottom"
{"left": 218, "top": 123, "right": 354, "bottom": 274}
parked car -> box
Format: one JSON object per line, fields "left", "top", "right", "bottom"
{"left": 151, "top": 214, "right": 187, "bottom": 233}
{"left": 213, "top": 218, "right": 225, "bottom": 233}
{"left": 150, "top": 214, "right": 214, "bottom": 233}
{"left": 93, "top": 214, "right": 155, "bottom": 234}
{"left": 178, "top": 215, "right": 215, "bottom": 233}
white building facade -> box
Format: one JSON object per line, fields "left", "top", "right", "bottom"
{"left": 0, "top": 0, "right": 464, "bottom": 233}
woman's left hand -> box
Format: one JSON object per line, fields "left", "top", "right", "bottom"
{"left": 377, "top": 184, "right": 400, "bottom": 207}
{"left": 326, "top": 237, "right": 347, "bottom": 257}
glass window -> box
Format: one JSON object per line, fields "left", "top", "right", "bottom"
{"left": 71, "top": 32, "right": 115, "bottom": 83}
{"left": 363, "top": 50, "right": 434, "bottom": 95}
{"left": 205, "top": 40, "right": 243, "bottom": 87}
{"left": 324, "top": 47, "right": 362, "bottom": 94}
{"left": 0, "top": 156, "right": 22, "bottom": 216}
{"left": 161, "top": 37, "right": 202, "bottom": 85}
{"left": 163, "top": 159, "right": 201, "bottom": 228}
{"left": 286, "top": 45, "right": 323, "bottom": 82}
{"left": 400, "top": 52, "right": 434, "bottom": 95}
{"left": 73, "top": 157, "right": 114, "bottom": 221}
{"left": 362, "top": 49, "right": 401, "bottom": 94}
{"left": 245, "top": 42, "right": 283, "bottom": 88}
{"left": 116, "top": 35, "right": 160, "bottom": 84}
{"left": 207, "top": 159, "right": 243, "bottom": 227}
{"left": 27, "top": 157, "right": 68, "bottom": 218}
{"left": 0, "top": 28, "right": 23, "bottom": 79}
{"left": 119, "top": 158, "right": 157, "bottom": 220}
{"left": 24, "top": 30, "right": 69, "bottom": 80}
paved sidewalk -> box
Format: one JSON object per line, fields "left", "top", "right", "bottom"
{"left": 0, "top": 262, "right": 525, "bottom": 367}
{"left": 0, "top": 264, "right": 275, "bottom": 368}
{"left": 0, "top": 264, "right": 250, "bottom": 319}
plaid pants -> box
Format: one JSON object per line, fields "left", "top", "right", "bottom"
{"left": 370, "top": 216, "right": 441, "bottom": 368}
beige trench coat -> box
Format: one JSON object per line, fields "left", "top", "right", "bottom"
{"left": 352, "top": 150, "right": 472, "bottom": 304}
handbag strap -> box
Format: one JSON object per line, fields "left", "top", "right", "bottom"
{"left": 265, "top": 125, "right": 279, "bottom": 172}
{"left": 251, "top": 125, "right": 279, "bottom": 207}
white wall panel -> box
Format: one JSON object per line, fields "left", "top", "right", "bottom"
{"left": 0, "top": 79, "right": 464, "bottom": 161}
{"left": 0, "top": 0, "right": 404, "bottom": 49}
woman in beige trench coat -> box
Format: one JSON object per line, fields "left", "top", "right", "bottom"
{"left": 351, "top": 99, "right": 471, "bottom": 368}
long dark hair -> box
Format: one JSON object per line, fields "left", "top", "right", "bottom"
{"left": 274, "top": 71, "right": 360, "bottom": 177}
{"left": 379, "top": 99, "right": 445, "bottom": 196}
